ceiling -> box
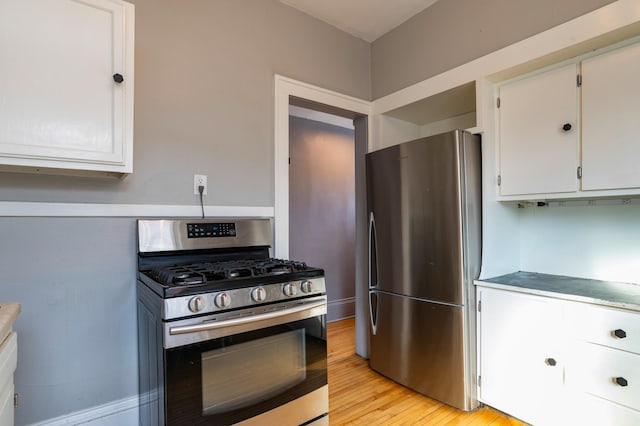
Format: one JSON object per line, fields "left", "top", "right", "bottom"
{"left": 279, "top": 0, "right": 439, "bottom": 42}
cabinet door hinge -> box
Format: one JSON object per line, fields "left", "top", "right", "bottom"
{"left": 288, "top": 157, "right": 291, "bottom": 165}
{"left": 497, "top": 175, "right": 502, "bottom": 186}
{"left": 13, "top": 393, "right": 18, "bottom": 408}
{"left": 577, "top": 166, "right": 582, "bottom": 179}
{"left": 478, "top": 300, "right": 482, "bottom": 312}
{"left": 478, "top": 375, "right": 482, "bottom": 387}
{"left": 577, "top": 74, "right": 582, "bottom": 87}
{"left": 496, "top": 97, "right": 501, "bottom": 108}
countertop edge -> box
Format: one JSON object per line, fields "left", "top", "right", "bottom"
{"left": 0, "top": 302, "right": 21, "bottom": 345}
{"left": 474, "top": 279, "right": 640, "bottom": 312}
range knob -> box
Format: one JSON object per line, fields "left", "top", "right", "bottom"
{"left": 214, "top": 292, "right": 231, "bottom": 309}
{"left": 283, "top": 283, "right": 298, "bottom": 297}
{"left": 301, "top": 280, "right": 314, "bottom": 294}
{"left": 188, "top": 296, "right": 205, "bottom": 313}
{"left": 251, "top": 287, "right": 267, "bottom": 302}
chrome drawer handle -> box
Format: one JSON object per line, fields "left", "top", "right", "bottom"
{"left": 615, "top": 377, "right": 628, "bottom": 387}
{"left": 613, "top": 329, "right": 627, "bottom": 339}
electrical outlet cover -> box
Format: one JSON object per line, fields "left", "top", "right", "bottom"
{"left": 194, "top": 174, "right": 207, "bottom": 195}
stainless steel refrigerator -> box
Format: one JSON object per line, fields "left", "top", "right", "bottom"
{"left": 366, "top": 129, "right": 481, "bottom": 411}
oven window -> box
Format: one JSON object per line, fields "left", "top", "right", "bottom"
{"left": 201, "top": 329, "right": 306, "bottom": 415}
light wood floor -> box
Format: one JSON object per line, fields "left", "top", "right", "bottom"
{"left": 327, "top": 318, "right": 526, "bottom": 425}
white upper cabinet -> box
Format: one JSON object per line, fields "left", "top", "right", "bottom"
{"left": 497, "top": 64, "right": 579, "bottom": 197}
{"left": 581, "top": 42, "right": 640, "bottom": 192}
{"left": 0, "top": 0, "right": 134, "bottom": 177}
{"left": 496, "top": 39, "right": 640, "bottom": 200}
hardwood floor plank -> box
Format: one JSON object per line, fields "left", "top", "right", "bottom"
{"left": 327, "top": 318, "right": 525, "bottom": 426}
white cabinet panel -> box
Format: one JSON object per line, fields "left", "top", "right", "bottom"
{"left": 0, "top": 0, "right": 134, "bottom": 175}
{"left": 582, "top": 41, "right": 640, "bottom": 191}
{"left": 478, "top": 288, "right": 565, "bottom": 425}
{"left": 0, "top": 333, "right": 17, "bottom": 426}
{"left": 568, "top": 392, "right": 640, "bottom": 426}
{"left": 567, "top": 341, "right": 640, "bottom": 411}
{"left": 568, "top": 302, "right": 640, "bottom": 355}
{"left": 498, "top": 64, "right": 579, "bottom": 196}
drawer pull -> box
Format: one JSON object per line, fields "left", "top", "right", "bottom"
{"left": 545, "top": 357, "right": 557, "bottom": 366}
{"left": 613, "top": 329, "right": 627, "bottom": 339}
{"left": 615, "top": 377, "right": 628, "bottom": 387}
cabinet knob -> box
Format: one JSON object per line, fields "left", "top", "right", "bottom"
{"left": 613, "top": 329, "right": 627, "bottom": 339}
{"left": 545, "top": 357, "right": 557, "bottom": 366}
{"left": 562, "top": 123, "right": 572, "bottom": 132}
{"left": 113, "top": 73, "right": 124, "bottom": 84}
{"left": 615, "top": 377, "right": 628, "bottom": 387}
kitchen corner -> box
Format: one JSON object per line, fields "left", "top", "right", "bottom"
{"left": 3, "top": 0, "right": 640, "bottom": 424}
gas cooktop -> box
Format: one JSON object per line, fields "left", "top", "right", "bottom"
{"left": 139, "top": 258, "right": 324, "bottom": 298}
{"left": 148, "top": 258, "right": 311, "bottom": 285}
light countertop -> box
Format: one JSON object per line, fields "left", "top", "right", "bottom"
{"left": 0, "top": 302, "right": 21, "bottom": 344}
{"left": 475, "top": 271, "right": 640, "bottom": 312}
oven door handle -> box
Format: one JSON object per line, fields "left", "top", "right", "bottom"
{"left": 169, "top": 299, "right": 327, "bottom": 336}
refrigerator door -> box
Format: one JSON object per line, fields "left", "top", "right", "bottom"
{"left": 369, "top": 290, "right": 471, "bottom": 410}
{"left": 366, "top": 131, "right": 471, "bottom": 304}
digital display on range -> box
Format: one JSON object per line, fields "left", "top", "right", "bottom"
{"left": 187, "top": 223, "right": 236, "bottom": 238}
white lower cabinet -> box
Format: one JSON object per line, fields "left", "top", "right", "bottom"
{"left": 478, "top": 287, "right": 566, "bottom": 425}
{"left": 478, "top": 286, "right": 640, "bottom": 425}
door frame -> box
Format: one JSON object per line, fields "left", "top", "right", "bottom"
{"left": 273, "top": 74, "right": 371, "bottom": 258}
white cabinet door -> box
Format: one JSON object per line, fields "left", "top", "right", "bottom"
{"left": 498, "top": 64, "right": 579, "bottom": 197}
{"left": 0, "top": 0, "right": 134, "bottom": 174}
{"left": 478, "top": 288, "right": 565, "bottom": 425}
{"left": 582, "top": 41, "right": 640, "bottom": 191}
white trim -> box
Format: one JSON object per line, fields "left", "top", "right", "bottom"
{"left": 29, "top": 394, "right": 138, "bottom": 426}
{"left": 289, "top": 105, "right": 354, "bottom": 129}
{"left": 0, "top": 202, "right": 274, "bottom": 218}
{"left": 274, "top": 74, "right": 371, "bottom": 258}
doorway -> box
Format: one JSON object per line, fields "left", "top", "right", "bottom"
{"left": 273, "top": 75, "right": 370, "bottom": 356}
{"left": 288, "top": 105, "right": 356, "bottom": 321}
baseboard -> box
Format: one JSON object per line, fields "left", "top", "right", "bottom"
{"left": 29, "top": 395, "right": 138, "bottom": 426}
{"left": 327, "top": 297, "right": 355, "bottom": 322}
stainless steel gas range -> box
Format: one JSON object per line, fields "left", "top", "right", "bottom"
{"left": 136, "top": 218, "right": 329, "bottom": 426}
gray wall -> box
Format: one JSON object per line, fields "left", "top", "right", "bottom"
{"left": 289, "top": 116, "right": 355, "bottom": 321}
{"left": 2, "top": 218, "right": 138, "bottom": 425}
{"left": 0, "top": 1, "right": 370, "bottom": 424}
{"left": 371, "top": 0, "right": 615, "bottom": 98}
{"left": 0, "top": 0, "right": 370, "bottom": 206}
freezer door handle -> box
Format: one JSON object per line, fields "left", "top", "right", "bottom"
{"left": 369, "top": 290, "right": 378, "bottom": 335}
{"left": 368, "top": 211, "right": 379, "bottom": 289}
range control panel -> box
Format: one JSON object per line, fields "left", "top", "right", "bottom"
{"left": 187, "top": 222, "right": 236, "bottom": 238}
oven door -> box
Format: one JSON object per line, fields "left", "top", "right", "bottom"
{"left": 163, "top": 297, "right": 328, "bottom": 426}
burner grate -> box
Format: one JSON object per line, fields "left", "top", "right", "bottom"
{"left": 147, "top": 258, "right": 309, "bottom": 286}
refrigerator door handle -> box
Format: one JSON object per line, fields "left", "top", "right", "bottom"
{"left": 368, "top": 290, "right": 378, "bottom": 335}
{"left": 368, "top": 211, "right": 379, "bottom": 289}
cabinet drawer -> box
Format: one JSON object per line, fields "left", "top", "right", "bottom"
{"left": 568, "top": 392, "right": 640, "bottom": 426}
{"left": 567, "top": 342, "right": 640, "bottom": 411}
{"left": 567, "top": 303, "right": 640, "bottom": 354}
